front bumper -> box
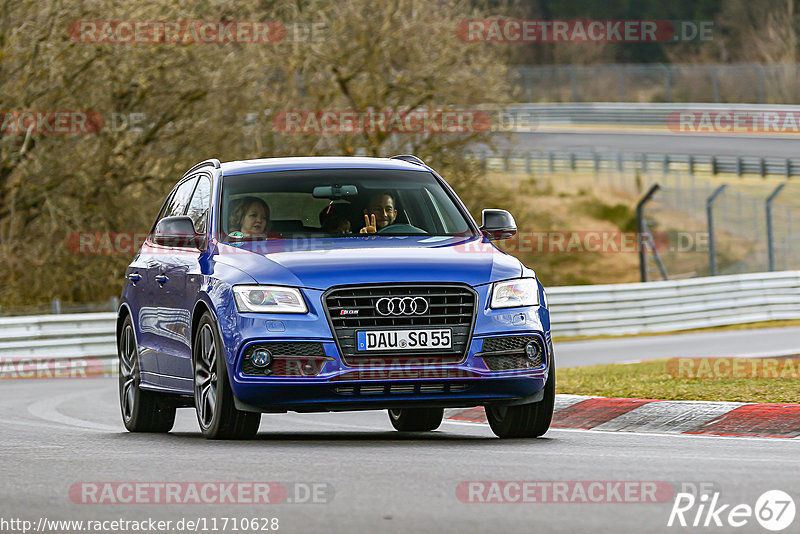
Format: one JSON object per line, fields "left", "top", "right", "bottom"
{"left": 220, "top": 285, "right": 553, "bottom": 413}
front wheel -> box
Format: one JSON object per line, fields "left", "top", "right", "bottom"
{"left": 388, "top": 408, "right": 444, "bottom": 431}
{"left": 486, "top": 363, "right": 555, "bottom": 439}
{"left": 118, "top": 316, "right": 176, "bottom": 432}
{"left": 193, "top": 313, "right": 261, "bottom": 439}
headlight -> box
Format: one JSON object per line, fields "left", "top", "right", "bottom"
{"left": 233, "top": 285, "right": 308, "bottom": 314}
{"left": 490, "top": 278, "right": 540, "bottom": 309}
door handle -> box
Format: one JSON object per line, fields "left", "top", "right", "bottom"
{"left": 154, "top": 274, "right": 169, "bottom": 284}
{"left": 128, "top": 273, "right": 142, "bottom": 283}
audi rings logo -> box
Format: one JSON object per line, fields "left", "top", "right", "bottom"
{"left": 375, "top": 297, "right": 429, "bottom": 316}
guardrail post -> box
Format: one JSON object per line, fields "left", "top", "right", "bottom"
{"left": 51, "top": 299, "right": 61, "bottom": 314}
{"left": 711, "top": 156, "right": 717, "bottom": 175}
{"left": 786, "top": 159, "right": 792, "bottom": 178}
{"left": 617, "top": 152, "right": 623, "bottom": 173}
{"left": 569, "top": 152, "right": 576, "bottom": 171}
{"left": 760, "top": 158, "right": 766, "bottom": 178}
{"left": 766, "top": 183, "right": 787, "bottom": 272}
{"left": 110, "top": 296, "right": 119, "bottom": 311}
{"left": 548, "top": 151, "right": 555, "bottom": 173}
{"left": 688, "top": 155, "right": 694, "bottom": 175}
{"left": 525, "top": 153, "right": 532, "bottom": 174}
{"left": 736, "top": 157, "right": 742, "bottom": 177}
{"left": 636, "top": 184, "right": 662, "bottom": 282}
{"left": 707, "top": 184, "right": 727, "bottom": 276}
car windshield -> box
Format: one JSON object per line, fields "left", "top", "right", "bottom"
{"left": 219, "top": 169, "right": 477, "bottom": 240}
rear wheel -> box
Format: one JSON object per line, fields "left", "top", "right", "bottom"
{"left": 388, "top": 408, "right": 444, "bottom": 431}
{"left": 486, "top": 362, "right": 555, "bottom": 439}
{"left": 194, "top": 313, "right": 261, "bottom": 439}
{"left": 118, "top": 316, "right": 176, "bottom": 432}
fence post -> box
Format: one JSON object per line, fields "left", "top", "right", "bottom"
{"left": 636, "top": 183, "right": 662, "bottom": 282}
{"left": 568, "top": 65, "right": 578, "bottom": 102}
{"left": 766, "top": 183, "right": 787, "bottom": 272}
{"left": 755, "top": 64, "right": 765, "bottom": 104}
{"left": 659, "top": 63, "right": 672, "bottom": 103}
{"left": 707, "top": 184, "right": 727, "bottom": 276}
{"left": 52, "top": 299, "right": 62, "bottom": 314}
{"left": 711, "top": 66, "right": 720, "bottom": 103}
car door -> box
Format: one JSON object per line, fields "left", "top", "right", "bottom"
{"left": 125, "top": 191, "right": 175, "bottom": 378}
{"left": 142, "top": 176, "right": 199, "bottom": 388}
{"left": 156, "top": 173, "right": 212, "bottom": 384}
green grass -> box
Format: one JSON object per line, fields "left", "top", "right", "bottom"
{"left": 557, "top": 359, "right": 800, "bottom": 403}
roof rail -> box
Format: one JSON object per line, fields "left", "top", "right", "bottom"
{"left": 183, "top": 158, "right": 221, "bottom": 177}
{"left": 390, "top": 154, "right": 426, "bottom": 166}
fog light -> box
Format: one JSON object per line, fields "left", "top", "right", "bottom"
{"left": 252, "top": 348, "right": 273, "bottom": 368}
{"left": 524, "top": 342, "right": 540, "bottom": 362}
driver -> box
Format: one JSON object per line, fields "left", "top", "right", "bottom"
{"left": 360, "top": 192, "right": 397, "bottom": 234}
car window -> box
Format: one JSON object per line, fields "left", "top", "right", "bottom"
{"left": 164, "top": 177, "right": 199, "bottom": 219}
{"left": 186, "top": 175, "right": 212, "bottom": 233}
{"left": 220, "top": 169, "right": 476, "bottom": 239}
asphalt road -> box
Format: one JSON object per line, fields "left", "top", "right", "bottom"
{"left": 500, "top": 131, "right": 800, "bottom": 158}
{"left": 1, "top": 378, "right": 798, "bottom": 534}
{"left": 555, "top": 326, "right": 800, "bottom": 368}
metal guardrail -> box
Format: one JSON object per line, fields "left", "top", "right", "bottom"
{"left": 509, "top": 63, "right": 800, "bottom": 104}
{"left": 548, "top": 270, "right": 800, "bottom": 337}
{"left": 2, "top": 270, "right": 799, "bottom": 377}
{"left": 483, "top": 103, "right": 800, "bottom": 178}
{"left": 502, "top": 102, "right": 800, "bottom": 126}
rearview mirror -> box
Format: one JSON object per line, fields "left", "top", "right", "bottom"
{"left": 480, "top": 209, "right": 517, "bottom": 240}
{"left": 312, "top": 184, "right": 358, "bottom": 199}
{"left": 152, "top": 216, "right": 204, "bottom": 249}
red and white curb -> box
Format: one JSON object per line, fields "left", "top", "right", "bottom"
{"left": 447, "top": 395, "right": 800, "bottom": 439}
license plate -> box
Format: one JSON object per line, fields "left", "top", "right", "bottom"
{"left": 356, "top": 329, "right": 452, "bottom": 351}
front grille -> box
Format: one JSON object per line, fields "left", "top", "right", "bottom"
{"left": 324, "top": 284, "right": 477, "bottom": 366}
{"left": 333, "top": 382, "right": 473, "bottom": 396}
{"left": 241, "top": 342, "right": 329, "bottom": 377}
{"left": 479, "top": 336, "right": 545, "bottom": 371}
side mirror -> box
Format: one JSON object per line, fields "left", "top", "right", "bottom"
{"left": 153, "top": 216, "right": 204, "bottom": 249}
{"left": 480, "top": 209, "right": 517, "bottom": 240}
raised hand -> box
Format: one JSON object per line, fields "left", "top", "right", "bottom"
{"left": 360, "top": 214, "right": 377, "bottom": 234}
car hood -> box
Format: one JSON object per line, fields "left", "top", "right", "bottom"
{"left": 213, "top": 236, "right": 522, "bottom": 289}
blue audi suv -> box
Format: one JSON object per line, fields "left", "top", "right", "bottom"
{"left": 117, "top": 155, "right": 554, "bottom": 439}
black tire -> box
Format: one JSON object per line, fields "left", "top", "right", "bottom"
{"left": 118, "top": 316, "right": 176, "bottom": 433}
{"left": 486, "top": 362, "right": 555, "bottom": 439}
{"left": 388, "top": 408, "right": 444, "bottom": 431}
{"left": 193, "top": 312, "right": 261, "bottom": 439}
